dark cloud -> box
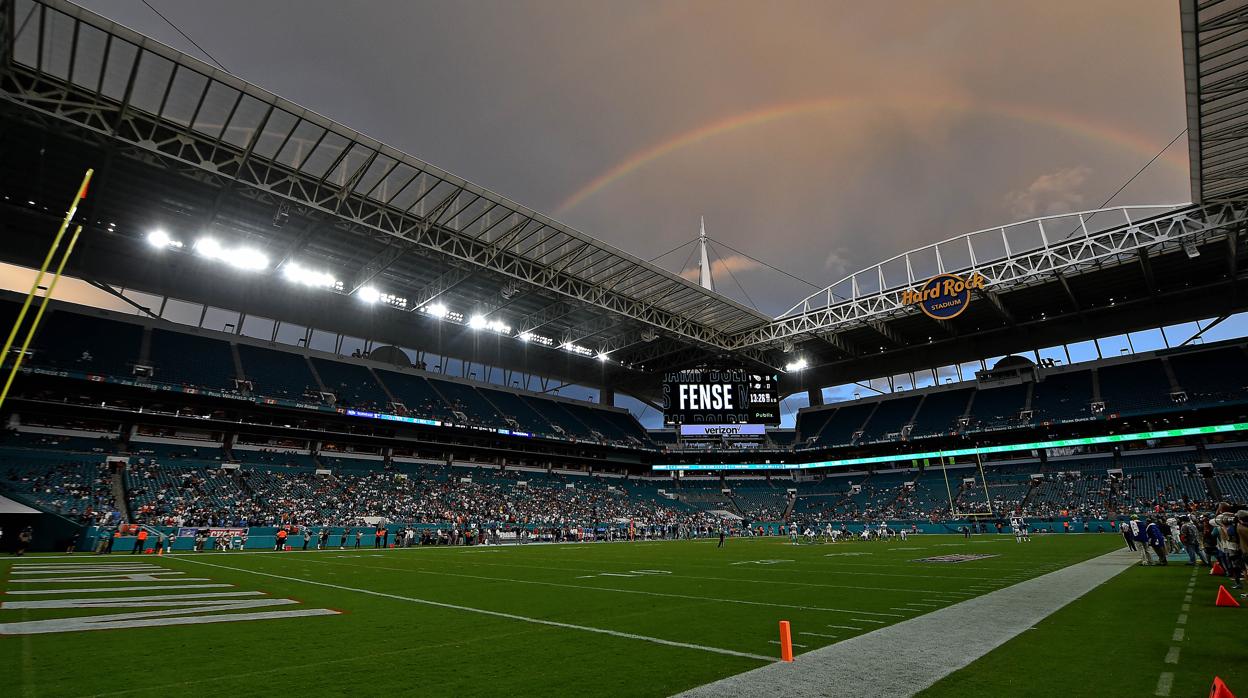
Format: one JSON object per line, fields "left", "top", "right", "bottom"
{"left": 77, "top": 0, "right": 1189, "bottom": 317}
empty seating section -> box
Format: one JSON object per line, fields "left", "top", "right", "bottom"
{"left": 600, "top": 410, "right": 651, "bottom": 443}
{"left": 1031, "top": 371, "right": 1093, "bottom": 423}
{"left": 375, "top": 370, "right": 455, "bottom": 420}
{"left": 796, "top": 410, "right": 833, "bottom": 445}
{"left": 523, "top": 397, "right": 594, "bottom": 439}
{"left": 234, "top": 450, "right": 317, "bottom": 468}
{"left": 1169, "top": 347, "right": 1248, "bottom": 406}
{"left": 965, "top": 383, "right": 1028, "bottom": 431}
{"left": 908, "top": 389, "right": 972, "bottom": 439}
{"left": 149, "top": 329, "right": 237, "bottom": 390}
{"left": 32, "top": 312, "right": 141, "bottom": 376}
{"left": 310, "top": 357, "right": 390, "bottom": 409}
{"left": 477, "top": 388, "right": 555, "bottom": 434}
{"left": 1097, "top": 359, "right": 1173, "bottom": 414}
{"left": 1208, "top": 446, "right": 1248, "bottom": 467}
{"left": 561, "top": 403, "right": 633, "bottom": 443}
{"left": 730, "top": 483, "right": 789, "bottom": 519}
{"left": 318, "top": 454, "right": 383, "bottom": 471}
{"left": 236, "top": 345, "right": 318, "bottom": 399}
{"left": 427, "top": 379, "right": 508, "bottom": 428}
{"left": 0, "top": 432, "right": 117, "bottom": 453}
{"left": 1214, "top": 469, "right": 1248, "bottom": 502}
{"left": 812, "top": 403, "right": 875, "bottom": 447}
{"left": 127, "top": 441, "right": 224, "bottom": 466}
{"left": 858, "top": 395, "right": 921, "bottom": 442}
{"left": 768, "top": 431, "right": 796, "bottom": 447}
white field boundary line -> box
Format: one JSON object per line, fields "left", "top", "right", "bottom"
{"left": 168, "top": 556, "right": 776, "bottom": 663}
{"left": 296, "top": 557, "right": 905, "bottom": 618}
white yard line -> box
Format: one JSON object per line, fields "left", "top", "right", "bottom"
{"left": 1155, "top": 672, "right": 1175, "bottom": 696}
{"left": 167, "top": 556, "right": 776, "bottom": 663}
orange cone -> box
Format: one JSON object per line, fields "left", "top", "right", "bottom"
{"left": 1215, "top": 585, "right": 1241, "bottom": 608}
{"left": 1211, "top": 561, "right": 1226, "bottom": 576}
{"left": 778, "top": 620, "right": 794, "bottom": 662}
{"left": 1211, "top": 676, "right": 1236, "bottom": 698}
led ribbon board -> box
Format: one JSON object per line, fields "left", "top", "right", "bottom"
{"left": 651, "top": 422, "right": 1248, "bottom": 471}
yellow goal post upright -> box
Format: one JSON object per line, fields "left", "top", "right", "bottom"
{"left": 0, "top": 168, "right": 93, "bottom": 412}
{"left": 937, "top": 449, "right": 995, "bottom": 520}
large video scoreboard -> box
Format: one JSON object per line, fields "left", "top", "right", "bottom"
{"left": 661, "top": 368, "right": 780, "bottom": 425}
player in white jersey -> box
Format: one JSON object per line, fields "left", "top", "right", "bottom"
{"left": 1011, "top": 517, "right": 1024, "bottom": 542}
{"left": 898, "top": 527, "right": 908, "bottom": 541}
{"left": 788, "top": 522, "right": 800, "bottom": 545}
{"left": 823, "top": 523, "right": 836, "bottom": 543}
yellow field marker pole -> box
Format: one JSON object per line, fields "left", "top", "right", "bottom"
{"left": 0, "top": 169, "right": 92, "bottom": 372}
{"left": 0, "top": 168, "right": 93, "bottom": 410}
{"left": 0, "top": 223, "right": 85, "bottom": 410}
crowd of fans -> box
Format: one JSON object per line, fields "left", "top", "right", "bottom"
{"left": 6, "top": 438, "right": 1248, "bottom": 541}
{"left": 121, "top": 461, "right": 725, "bottom": 535}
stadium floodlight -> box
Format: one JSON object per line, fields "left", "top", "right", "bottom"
{"left": 228, "top": 247, "right": 269, "bottom": 271}
{"left": 596, "top": 351, "right": 610, "bottom": 362}
{"left": 517, "top": 331, "right": 532, "bottom": 342}
{"left": 194, "top": 237, "right": 221, "bottom": 257}
{"left": 194, "top": 237, "right": 268, "bottom": 271}
{"left": 785, "top": 358, "right": 808, "bottom": 372}
{"left": 487, "top": 320, "right": 510, "bottom": 334}
{"left": 423, "top": 302, "right": 449, "bottom": 319}
{"left": 282, "top": 262, "right": 340, "bottom": 289}
{"left": 468, "top": 314, "right": 488, "bottom": 330}
{"left": 145, "top": 229, "right": 181, "bottom": 249}
{"left": 358, "top": 286, "right": 381, "bottom": 303}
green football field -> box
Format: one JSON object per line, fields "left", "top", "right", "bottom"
{"left": 1, "top": 534, "right": 1241, "bottom": 697}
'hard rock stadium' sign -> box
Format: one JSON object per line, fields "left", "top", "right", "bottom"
{"left": 900, "top": 271, "right": 987, "bottom": 320}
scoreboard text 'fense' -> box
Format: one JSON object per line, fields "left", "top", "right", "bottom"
{"left": 661, "top": 368, "right": 780, "bottom": 425}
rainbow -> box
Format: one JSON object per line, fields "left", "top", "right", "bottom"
{"left": 553, "top": 96, "right": 1188, "bottom": 215}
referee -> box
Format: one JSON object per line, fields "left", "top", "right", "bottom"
{"left": 718, "top": 524, "right": 726, "bottom": 548}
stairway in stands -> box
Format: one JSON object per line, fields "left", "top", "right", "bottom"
{"left": 110, "top": 465, "right": 131, "bottom": 523}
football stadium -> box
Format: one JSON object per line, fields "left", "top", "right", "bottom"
{"left": 0, "top": 0, "right": 1247, "bottom": 696}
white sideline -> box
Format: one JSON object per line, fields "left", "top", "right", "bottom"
{"left": 168, "top": 556, "right": 776, "bottom": 663}
{"left": 676, "top": 549, "right": 1137, "bottom": 698}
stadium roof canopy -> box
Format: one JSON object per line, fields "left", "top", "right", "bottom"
{"left": 0, "top": 0, "right": 775, "bottom": 401}
{"left": 1183, "top": 0, "right": 1248, "bottom": 203}
{"left": 2, "top": 0, "right": 1248, "bottom": 403}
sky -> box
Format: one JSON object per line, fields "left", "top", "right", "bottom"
{"left": 35, "top": 1, "right": 1206, "bottom": 427}
{"left": 73, "top": 0, "right": 1192, "bottom": 317}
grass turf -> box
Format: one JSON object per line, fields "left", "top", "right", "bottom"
{"left": 2, "top": 534, "right": 1127, "bottom": 697}
{"left": 921, "top": 551, "right": 1246, "bottom": 698}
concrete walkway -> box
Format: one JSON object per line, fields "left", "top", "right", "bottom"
{"left": 677, "top": 549, "right": 1136, "bottom": 698}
